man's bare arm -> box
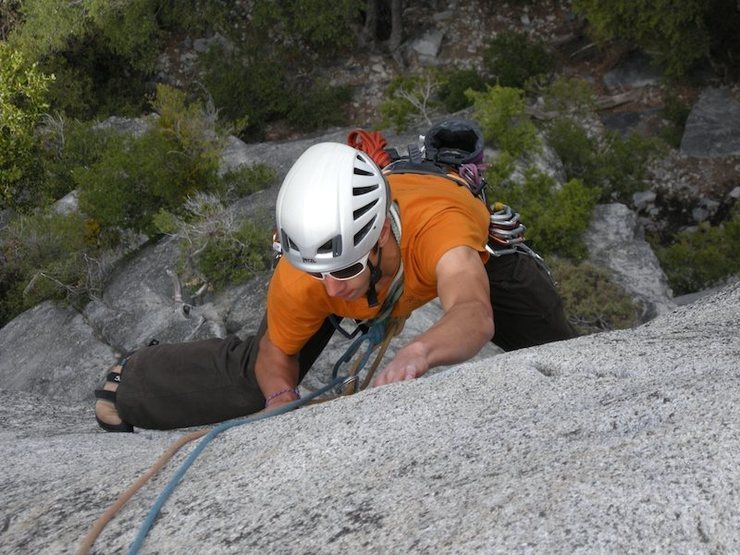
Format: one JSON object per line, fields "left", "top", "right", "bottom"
{"left": 254, "top": 332, "right": 301, "bottom": 408}
{"left": 373, "top": 245, "right": 493, "bottom": 387}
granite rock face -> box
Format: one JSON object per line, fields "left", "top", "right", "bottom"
{"left": 681, "top": 87, "right": 740, "bottom": 158}
{"left": 586, "top": 203, "right": 675, "bottom": 320}
{"left": 0, "top": 301, "right": 117, "bottom": 402}
{"left": 1, "top": 282, "right": 737, "bottom": 554}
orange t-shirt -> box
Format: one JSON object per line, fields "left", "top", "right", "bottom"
{"left": 266, "top": 172, "right": 491, "bottom": 355}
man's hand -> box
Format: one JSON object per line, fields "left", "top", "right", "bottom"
{"left": 371, "top": 245, "right": 493, "bottom": 389}
{"left": 372, "top": 342, "right": 429, "bottom": 387}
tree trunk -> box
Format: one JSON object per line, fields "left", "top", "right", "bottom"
{"left": 388, "top": 0, "right": 403, "bottom": 51}
{"left": 363, "top": 0, "right": 378, "bottom": 45}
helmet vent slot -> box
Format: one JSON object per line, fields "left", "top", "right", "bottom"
{"left": 317, "top": 236, "right": 342, "bottom": 256}
{"left": 353, "top": 199, "right": 378, "bottom": 221}
{"left": 354, "top": 167, "right": 374, "bottom": 176}
{"left": 281, "top": 230, "right": 298, "bottom": 252}
{"left": 317, "top": 239, "right": 333, "bottom": 254}
{"left": 353, "top": 184, "right": 379, "bottom": 196}
{"left": 354, "top": 216, "right": 376, "bottom": 246}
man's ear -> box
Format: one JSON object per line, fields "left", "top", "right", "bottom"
{"left": 377, "top": 219, "right": 392, "bottom": 247}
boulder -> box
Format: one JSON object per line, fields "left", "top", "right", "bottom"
{"left": 82, "top": 237, "right": 228, "bottom": 355}
{"left": 680, "top": 88, "right": 740, "bottom": 158}
{"left": 410, "top": 30, "right": 446, "bottom": 64}
{"left": 0, "top": 301, "right": 117, "bottom": 402}
{"left": 602, "top": 51, "right": 662, "bottom": 91}
{"left": 1, "top": 281, "right": 738, "bottom": 554}
{"left": 586, "top": 203, "right": 675, "bottom": 320}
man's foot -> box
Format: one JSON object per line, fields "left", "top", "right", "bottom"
{"left": 94, "top": 364, "right": 134, "bottom": 433}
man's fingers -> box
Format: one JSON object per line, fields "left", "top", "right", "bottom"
{"left": 373, "top": 364, "right": 418, "bottom": 387}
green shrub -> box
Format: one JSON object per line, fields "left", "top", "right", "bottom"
{"left": 0, "top": 43, "right": 53, "bottom": 210}
{"left": 547, "top": 257, "right": 641, "bottom": 335}
{"left": 659, "top": 89, "right": 691, "bottom": 147}
{"left": 156, "top": 0, "right": 229, "bottom": 34}
{"left": 467, "top": 85, "right": 539, "bottom": 158}
{"left": 199, "top": 47, "right": 279, "bottom": 138}
{"left": 545, "top": 117, "right": 598, "bottom": 180}
{"left": 0, "top": 210, "right": 111, "bottom": 326}
{"left": 8, "top": 0, "right": 87, "bottom": 61}
{"left": 11, "top": 0, "right": 159, "bottom": 72}
{"left": 573, "top": 0, "right": 740, "bottom": 78}
{"left": 9, "top": 0, "right": 158, "bottom": 119}
{"left": 651, "top": 219, "right": 740, "bottom": 295}
{"left": 75, "top": 85, "right": 222, "bottom": 235}
{"left": 379, "top": 73, "right": 440, "bottom": 132}
{"left": 87, "top": 0, "right": 160, "bottom": 73}
{"left": 195, "top": 219, "right": 271, "bottom": 290}
{"left": 154, "top": 194, "right": 272, "bottom": 294}
{"left": 491, "top": 172, "right": 599, "bottom": 260}
{"left": 200, "top": 46, "right": 350, "bottom": 139}
{"left": 540, "top": 76, "right": 598, "bottom": 115}
{"left": 545, "top": 117, "right": 666, "bottom": 203}
{"left": 39, "top": 117, "right": 115, "bottom": 202}
{"left": 436, "top": 67, "right": 487, "bottom": 113}
{"left": 286, "top": 83, "right": 352, "bottom": 131}
{"left": 220, "top": 165, "right": 277, "bottom": 200}
{"left": 482, "top": 30, "right": 554, "bottom": 88}
{"left": 484, "top": 151, "right": 517, "bottom": 191}
{"left": 597, "top": 131, "right": 667, "bottom": 202}
{"left": 250, "top": 0, "right": 361, "bottom": 53}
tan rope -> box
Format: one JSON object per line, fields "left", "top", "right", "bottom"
{"left": 76, "top": 428, "right": 209, "bottom": 555}
{"left": 358, "top": 316, "right": 406, "bottom": 390}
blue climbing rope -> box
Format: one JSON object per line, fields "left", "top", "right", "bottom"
{"left": 331, "top": 320, "right": 387, "bottom": 389}
{"left": 127, "top": 375, "right": 347, "bottom": 555}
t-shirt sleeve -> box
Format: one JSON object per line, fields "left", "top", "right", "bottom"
{"left": 266, "top": 258, "right": 331, "bottom": 355}
{"left": 406, "top": 204, "right": 490, "bottom": 290}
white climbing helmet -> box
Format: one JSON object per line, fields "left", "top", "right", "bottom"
{"left": 275, "top": 142, "right": 389, "bottom": 275}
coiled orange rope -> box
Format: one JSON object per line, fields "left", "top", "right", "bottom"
{"left": 346, "top": 129, "right": 392, "bottom": 168}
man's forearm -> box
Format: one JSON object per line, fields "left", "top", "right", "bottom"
{"left": 410, "top": 299, "right": 493, "bottom": 369}
{"left": 254, "top": 332, "right": 300, "bottom": 405}
{"left": 373, "top": 299, "right": 493, "bottom": 387}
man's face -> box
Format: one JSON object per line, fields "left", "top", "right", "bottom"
{"left": 306, "top": 219, "right": 389, "bottom": 301}
{"left": 317, "top": 255, "right": 375, "bottom": 301}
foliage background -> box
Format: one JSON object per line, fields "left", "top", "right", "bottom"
{"left": 1, "top": 0, "right": 738, "bottom": 331}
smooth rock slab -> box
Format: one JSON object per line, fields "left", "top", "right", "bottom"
{"left": 586, "top": 203, "right": 675, "bottom": 320}
{"left": 0, "top": 301, "right": 116, "bottom": 403}
{"left": 1, "top": 282, "right": 737, "bottom": 554}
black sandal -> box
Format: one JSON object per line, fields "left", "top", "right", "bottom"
{"left": 94, "top": 370, "right": 134, "bottom": 433}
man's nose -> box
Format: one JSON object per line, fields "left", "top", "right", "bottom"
{"left": 323, "top": 276, "right": 345, "bottom": 297}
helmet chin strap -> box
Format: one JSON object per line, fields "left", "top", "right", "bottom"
{"left": 365, "top": 203, "right": 403, "bottom": 308}
{"left": 365, "top": 246, "right": 383, "bottom": 307}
